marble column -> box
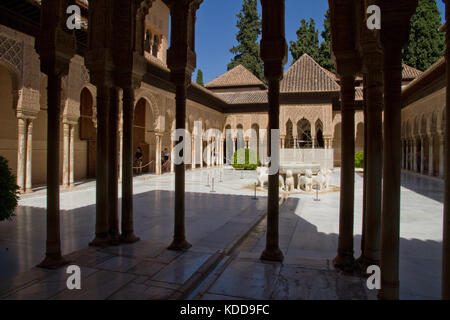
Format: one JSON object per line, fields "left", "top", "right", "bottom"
{"left": 25, "top": 119, "right": 33, "bottom": 192}
{"left": 334, "top": 74, "right": 356, "bottom": 272}
{"left": 259, "top": 0, "right": 286, "bottom": 263}
{"left": 429, "top": 135, "right": 434, "bottom": 176}
{"left": 39, "top": 73, "right": 66, "bottom": 267}
{"left": 89, "top": 86, "right": 111, "bottom": 247}
{"left": 200, "top": 132, "right": 204, "bottom": 168}
{"left": 171, "top": 136, "right": 175, "bottom": 172}
{"left": 62, "top": 123, "right": 70, "bottom": 188}
{"left": 120, "top": 87, "right": 139, "bottom": 244}
{"left": 207, "top": 137, "right": 211, "bottom": 167}
{"left": 379, "top": 2, "right": 417, "bottom": 296}
{"left": 191, "top": 135, "right": 196, "bottom": 169}
{"left": 421, "top": 137, "right": 425, "bottom": 174}
{"left": 16, "top": 118, "right": 26, "bottom": 192}
{"left": 69, "top": 124, "right": 75, "bottom": 187}
{"left": 107, "top": 87, "right": 120, "bottom": 244}
{"left": 119, "top": 129, "right": 123, "bottom": 182}
{"left": 168, "top": 84, "right": 192, "bottom": 250}
{"left": 155, "top": 133, "right": 162, "bottom": 175}
{"left": 358, "top": 58, "right": 383, "bottom": 269}
{"left": 281, "top": 137, "right": 285, "bottom": 149}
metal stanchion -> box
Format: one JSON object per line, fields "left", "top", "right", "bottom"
{"left": 219, "top": 168, "right": 223, "bottom": 182}
{"left": 253, "top": 182, "right": 257, "bottom": 200}
{"left": 313, "top": 184, "right": 320, "bottom": 201}
{"left": 240, "top": 170, "right": 244, "bottom": 179}
{"left": 206, "top": 172, "right": 210, "bottom": 187}
{"left": 210, "top": 177, "right": 216, "bottom": 193}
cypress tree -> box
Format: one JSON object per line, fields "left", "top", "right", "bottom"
{"left": 317, "top": 9, "right": 335, "bottom": 72}
{"left": 228, "top": 0, "right": 264, "bottom": 80}
{"left": 196, "top": 69, "right": 204, "bottom": 86}
{"left": 403, "top": 0, "right": 445, "bottom": 71}
{"left": 289, "top": 18, "right": 320, "bottom": 63}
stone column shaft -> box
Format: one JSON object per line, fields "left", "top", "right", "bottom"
{"left": 361, "top": 69, "right": 383, "bottom": 267}
{"left": 108, "top": 87, "right": 120, "bottom": 243}
{"left": 39, "top": 73, "right": 65, "bottom": 267}
{"left": 62, "top": 123, "right": 70, "bottom": 187}
{"left": 168, "top": 84, "right": 191, "bottom": 250}
{"left": 120, "top": 87, "right": 139, "bottom": 243}
{"left": 25, "top": 120, "right": 33, "bottom": 192}
{"left": 69, "top": 124, "right": 75, "bottom": 186}
{"left": 16, "top": 118, "right": 26, "bottom": 191}
{"left": 379, "top": 48, "right": 403, "bottom": 300}
{"left": 90, "top": 86, "right": 111, "bottom": 247}
{"left": 261, "top": 80, "right": 283, "bottom": 262}
{"left": 334, "top": 75, "right": 356, "bottom": 272}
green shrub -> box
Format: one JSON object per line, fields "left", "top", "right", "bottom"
{"left": 355, "top": 151, "right": 364, "bottom": 168}
{"left": 0, "top": 156, "right": 19, "bottom": 221}
{"left": 232, "top": 148, "right": 258, "bottom": 170}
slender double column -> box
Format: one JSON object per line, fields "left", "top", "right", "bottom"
{"left": 168, "top": 84, "right": 191, "bottom": 250}
{"left": 108, "top": 87, "right": 120, "bottom": 244}
{"left": 38, "top": 73, "right": 66, "bottom": 268}
{"left": 379, "top": 46, "right": 403, "bottom": 300}
{"left": 17, "top": 117, "right": 36, "bottom": 192}
{"left": 16, "top": 118, "right": 27, "bottom": 192}
{"left": 261, "top": 80, "right": 283, "bottom": 262}
{"left": 120, "top": 87, "right": 139, "bottom": 244}
{"left": 334, "top": 75, "right": 356, "bottom": 272}
{"left": 90, "top": 86, "right": 112, "bottom": 247}
{"left": 259, "top": 0, "right": 286, "bottom": 262}
{"left": 358, "top": 62, "right": 383, "bottom": 269}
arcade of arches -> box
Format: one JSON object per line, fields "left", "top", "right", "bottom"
{"left": 0, "top": 0, "right": 450, "bottom": 300}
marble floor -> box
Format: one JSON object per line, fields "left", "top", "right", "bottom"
{"left": 0, "top": 166, "right": 444, "bottom": 299}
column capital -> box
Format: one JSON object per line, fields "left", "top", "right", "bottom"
{"left": 260, "top": 0, "right": 287, "bottom": 81}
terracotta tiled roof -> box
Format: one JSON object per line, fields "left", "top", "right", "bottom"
{"left": 216, "top": 91, "right": 268, "bottom": 104}
{"left": 205, "top": 65, "right": 266, "bottom": 88}
{"left": 402, "top": 64, "right": 423, "bottom": 80}
{"left": 281, "top": 54, "right": 340, "bottom": 93}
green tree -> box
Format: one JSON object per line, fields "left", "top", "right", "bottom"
{"left": 289, "top": 18, "right": 320, "bottom": 63}
{"left": 0, "top": 156, "right": 19, "bottom": 222}
{"left": 403, "top": 0, "right": 445, "bottom": 71}
{"left": 317, "top": 9, "right": 335, "bottom": 72}
{"left": 196, "top": 69, "right": 204, "bottom": 86}
{"left": 228, "top": 0, "right": 264, "bottom": 80}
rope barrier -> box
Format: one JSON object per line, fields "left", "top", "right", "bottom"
{"left": 133, "top": 160, "right": 154, "bottom": 169}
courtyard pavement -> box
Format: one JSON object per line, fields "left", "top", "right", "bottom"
{"left": 0, "top": 166, "right": 444, "bottom": 300}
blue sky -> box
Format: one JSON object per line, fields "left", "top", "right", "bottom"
{"left": 194, "top": 0, "right": 446, "bottom": 84}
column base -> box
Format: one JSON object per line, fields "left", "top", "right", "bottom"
{"left": 260, "top": 247, "right": 284, "bottom": 262}
{"left": 167, "top": 239, "right": 192, "bottom": 251}
{"left": 355, "top": 254, "right": 379, "bottom": 275}
{"left": 109, "top": 231, "right": 121, "bottom": 246}
{"left": 89, "top": 235, "right": 111, "bottom": 248}
{"left": 119, "top": 232, "right": 140, "bottom": 244}
{"left": 333, "top": 251, "right": 355, "bottom": 273}
{"left": 37, "top": 254, "right": 69, "bottom": 269}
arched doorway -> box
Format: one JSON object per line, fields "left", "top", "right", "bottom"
{"left": 285, "top": 119, "right": 293, "bottom": 148}
{"left": 134, "top": 98, "right": 151, "bottom": 173}
{"left": 79, "top": 87, "right": 96, "bottom": 178}
{"left": 297, "top": 118, "right": 312, "bottom": 148}
{"left": 237, "top": 124, "right": 244, "bottom": 150}
{"left": 315, "top": 119, "right": 324, "bottom": 148}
